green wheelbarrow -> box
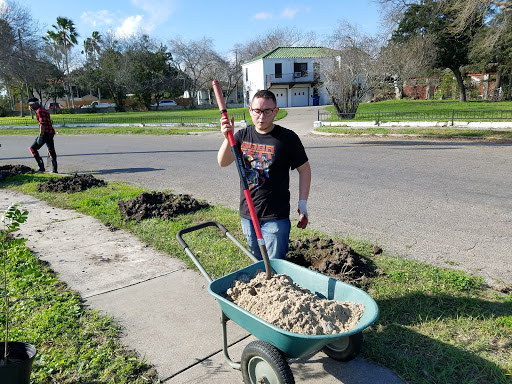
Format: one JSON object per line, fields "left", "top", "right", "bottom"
{"left": 176, "top": 221, "right": 379, "bottom": 384}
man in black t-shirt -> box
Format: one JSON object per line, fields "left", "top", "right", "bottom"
{"left": 217, "top": 90, "right": 311, "bottom": 260}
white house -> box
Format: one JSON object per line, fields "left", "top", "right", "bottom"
{"left": 242, "top": 47, "right": 335, "bottom": 108}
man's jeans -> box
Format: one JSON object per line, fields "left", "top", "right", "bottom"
{"left": 241, "top": 217, "right": 291, "bottom": 260}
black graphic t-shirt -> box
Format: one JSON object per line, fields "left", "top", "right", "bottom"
{"left": 234, "top": 124, "right": 308, "bottom": 221}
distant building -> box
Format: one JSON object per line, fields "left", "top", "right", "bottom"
{"left": 402, "top": 78, "right": 440, "bottom": 100}
{"left": 241, "top": 47, "right": 335, "bottom": 107}
{"left": 467, "top": 72, "right": 497, "bottom": 99}
{"left": 403, "top": 72, "right": 497, "bottom": 100}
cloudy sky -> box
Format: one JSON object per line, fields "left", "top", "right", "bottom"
{"left": 15, "top": 0, "right": 383, "bottom": 53}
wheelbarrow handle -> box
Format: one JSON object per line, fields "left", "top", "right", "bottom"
{"left": 176, "top": 221, "right": 228, "bottom": 250}
{"left": 176, "top": 221, "right": 259, "bottom": 283}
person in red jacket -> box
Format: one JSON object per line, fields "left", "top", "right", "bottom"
{"left": 28, "top": 98, "right": 58, "bottom": 173}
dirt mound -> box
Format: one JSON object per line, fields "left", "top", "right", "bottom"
{"left": 37, "top": 174, "right": 107, "bottom": 193}
{"left": 0, "top": 165, "right": 34, "bottom": 179}
{"left": 287, "top": 236, "right": 380, "bottom": 286}
{"left": 118, "top": 191, "right": 210, "bottom": 221}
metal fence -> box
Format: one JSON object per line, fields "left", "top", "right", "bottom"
{"left": 318, "top": 110, "right": 512, "bottom": 125}
{"left": 0, "top": 113, "right": 246, "bottom": 127}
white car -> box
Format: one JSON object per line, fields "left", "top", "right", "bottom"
{"left": 151, "top": 99, "right": 177, "bottom": 108}
{"left": 81, "top": 101, "right": 116, "bottom": 108}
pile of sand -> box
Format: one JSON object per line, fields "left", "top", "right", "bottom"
{"left": 226, "top": 271, "right": 365, "bottom": 335}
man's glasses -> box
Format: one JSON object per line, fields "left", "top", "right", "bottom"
{"left": 250, "top": 108, "right": 275, "bottom": 116}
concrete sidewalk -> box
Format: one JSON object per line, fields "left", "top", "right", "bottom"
{"left": 0, "top": 189, "right": 404, "bottom": 384}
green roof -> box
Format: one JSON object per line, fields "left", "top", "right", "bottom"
{"left": 244, "top": 47, "right": 335, "bottom": 64}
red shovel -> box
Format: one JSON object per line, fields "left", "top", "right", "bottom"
{"left": 212, "top": 80, "right": 272, "bottom": 280}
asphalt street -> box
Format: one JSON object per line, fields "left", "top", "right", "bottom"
{"left": 1, "top": 109, "right": 511, "bottom": 289}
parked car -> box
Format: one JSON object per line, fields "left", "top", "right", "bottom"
{"left": 151, "top": 99, "right": 177, "bottom": 109}
{"left": 81, "top": 101, "right": 116, "bottom": 108}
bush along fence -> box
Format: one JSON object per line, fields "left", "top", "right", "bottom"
{"left": 0, "top": 113, "right": 247, "bottom": 128}
{"left": 318, "top": 110, "right": 512, "bottom": 126}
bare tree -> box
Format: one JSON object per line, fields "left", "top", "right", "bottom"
{"left": 236, "top": 26, "right": 318, "bottom": 62}
{"left": 169, "top": 37, "right": 224, "bottom": 107}
{"left": 320, "top": 22, "right": 381, "bottom": 116}
{"left": 378, "top": 34, "right": 438, "bottom": 98}
{"left": 0, "top": 0, "right": 41, "bottom": 115}
{"left": 373, "top": 0, "right": 420, "bottom": 36}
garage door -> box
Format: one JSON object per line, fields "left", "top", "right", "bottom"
{"left": 291, "top": 87, "right": 308, "bottom": 107}
{"left": 273, "top": 89, "right": 288, "bottom": 108}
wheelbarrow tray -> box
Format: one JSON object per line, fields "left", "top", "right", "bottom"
{"left": 208, "top": 259, "right": 379, "bottom": 359}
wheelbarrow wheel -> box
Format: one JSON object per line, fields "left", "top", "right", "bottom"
{"left": 322, "top": 332, "right": 363, "bottom": 362}
{"left": 241, "top": 340, "right": 295, "bottom": 384}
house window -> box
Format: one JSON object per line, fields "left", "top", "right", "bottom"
{"left": 294, "top": 62, "right": 307, "bottom": 76}
{"left": 275, "top": 63, "right": 282, "bottom": 79}
{"left": 245, "top": 68, "right": 248, "bottom": 81}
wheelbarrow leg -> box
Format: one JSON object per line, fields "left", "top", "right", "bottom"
{"left": 221, "top": 312, "right": 242, "bottom": 370}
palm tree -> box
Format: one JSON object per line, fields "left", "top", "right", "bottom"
{"left": 83, "top": 31, "right": 103, "bottom": 64}
{"left": 45, "top": 17, "right": 79, "bottom": 108}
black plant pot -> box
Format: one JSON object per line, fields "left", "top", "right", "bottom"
{"left": 0, "top": 341, "right": 37, "bottom": 384}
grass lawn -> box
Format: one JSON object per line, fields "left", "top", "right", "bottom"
{"left": 356, "top": 99, "right": 512, "bottom": 113}
{"left": 318, "top": 99, "right": 512, "bottom": 139}
{"left": 0, "top": 126, "right": 218, "bottom": 136}
{"left": 1, "top": 173, "right": 511, "bottom": 384}
{"left": 0, "top": 107, "right": 288, "bottom": 127}
{"left": 323, "top": 99, "right": 512, "bottom": 122}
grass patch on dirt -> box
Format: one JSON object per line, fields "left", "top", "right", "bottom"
{"left": 1, "top": 173, "right": 511, "bottom": 384}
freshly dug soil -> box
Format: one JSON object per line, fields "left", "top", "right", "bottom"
{"left": 117, "top": 191, "right": 209, "bottom": 221}
{"left": 37, "top": 174, "right": 107, "bottom": 193}
{"left": 287, "top": 236, "right": 380, "bottom": 287}
{"left": 227, "top": 271, "right": 365, "bottom": 335}
{"left": 0, "top": 164, "right": 34, "bottom": 179}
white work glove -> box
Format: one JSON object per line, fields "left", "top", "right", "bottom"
{"left": 297, "top": 200, "right": 308, "bottom": 229}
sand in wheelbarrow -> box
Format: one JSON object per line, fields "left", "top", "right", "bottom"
{"left": 37, "top": 174, "right": 107, "bottom": 193}
{"left": 227, "top": 271, "right": 365, "bottom": 335}
{"left": 287, "top": 236, "right": 382, "bottom": 287}
{"left": 0, "top": 165, "right": 34, "bottom": 179}
{"left": 117, "top": 191, "right": 210, "bottom": 221}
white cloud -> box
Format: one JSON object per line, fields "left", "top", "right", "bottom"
{"left": 116, "top": 15, "right": 144, "bottom": 38}
{"left": 253, "top": 12, "right": 272, "bottom": 20}
{"left": 81, "top": 10, "right": 116, "bottom": 28}
{"left": 281, "top": 8, "right": 299, "bottom": 19}
{"left": 131, "top": 0, "right": 177, "bottom": 31}
{"left": 0, "top": 0, "right": 7, "bottom": 13}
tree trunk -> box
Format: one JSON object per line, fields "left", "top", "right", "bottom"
{"left": 19, "top": 87, "right": 25, "bottom": 117}
{"left": 449, "top": 66, "right": 467, "bottom": 102}
{"left": 508, "top": 71, "right": 512, "bottom": 100}
{"left": 394, "top": 79, "right": 403, "bottom": 99}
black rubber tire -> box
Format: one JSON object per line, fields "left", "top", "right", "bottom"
{"left": 241, "top": 340, "right": 295, "bottom": 384}
{"left": 322, "top": 332, "right": 364, "bottom": 362}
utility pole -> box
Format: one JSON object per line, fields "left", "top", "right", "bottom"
{"left": 17, "top": 28, "right": 25, "bottom": 118}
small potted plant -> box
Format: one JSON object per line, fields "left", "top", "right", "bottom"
{"left": 0, "top": 204, "right": 37, "bottom": 384}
